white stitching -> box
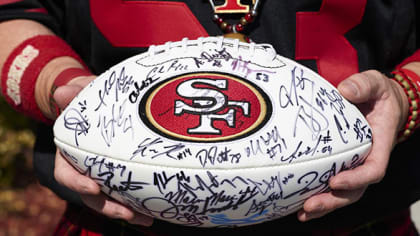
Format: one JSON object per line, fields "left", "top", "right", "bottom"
{"left": 6, "top": 45, "right": 39, "bottom": 105}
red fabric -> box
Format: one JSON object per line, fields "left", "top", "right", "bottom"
{"left": 54, "top": 204, "right": 160, "bottom": 236}
{"left": 50, "top": 68, "right": 92, "bottom": 116}
{"left": 388, "top": 209, "right": 418, "bottom": 236}
{"left": 54, "top": 68, "right": 92, "bottom": 88}
{"left": 25, "top": 8, "right": 48, "bottom": 14}
{"left": 55, "top": 204, "right": 418, "bottom": 236}
{"left": 396, "top": 50, "right": 420, "bottom": 70}
{"left": 89, "top": 0, "right": 208, "bottom": 47}
{"left": 1, "top": 35, "right": 86, "bottom": 123}
{"left": 295, "top": 0, "right": 366, "bottom": 87}
{"left": 53, "top": 205, "right": 103, "bottom": 236}
{"left": 0, "top": 0, "right": 22, "bottom": 5}
{"left": 311, "top": 209, "right": 418, "bottom": 236}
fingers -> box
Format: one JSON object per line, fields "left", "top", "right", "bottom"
{"left": 332, "top": 70, "right": 402, "bottom": 190}
{"left": 52, "top": 74, "right": 152, "bottom": 225}
{"left": 337, "top": 70, "right": 389, "bottom": 104}
{"left": 329, "top": 143, "right": 389, "bottom": 191}
{"left": 54, "top": 151, "right": 154, "bottom": 226}
{"left": 53, "top": 84, "right": 85, "bottom": 109}
{"left": 298, "top": 70, "right": 409, "bottom": 222}
{"left": 330, "top": 130, "right": 390, "bottom": 191}
{"left": 298, "top": 188, "right": 366, "bottom": 222}
{"left": 298, "top": 70, "right": 399, "bottom": 222}
{"left": 299, "top": 139, "right": 387, "bottom": 221}
{"left": 53, "top": 75, "right": 96, "bottom": 110}
{"left": 54, "top": 150, "right": 100, "bottom": 195}
{"left": 81, "top": 194, "right": 154, "bottom": 226}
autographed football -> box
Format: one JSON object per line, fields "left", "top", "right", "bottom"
{"left": 53, "top": 37, "right": 372, "bottom": 227}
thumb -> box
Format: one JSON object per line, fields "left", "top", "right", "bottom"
{"left": 53, "top": 84, "right": 85, "bottom": 110}
{"left": 53, "top": 75, "right": 96, "bottom": 110}
{"left": 337, "top": 70, "right": 385, "bottom": 104}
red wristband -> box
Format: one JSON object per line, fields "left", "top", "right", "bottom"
{"left": 1, "top": 35, "right": 87, "bottom": 123}
{"left": 391, "top": 69, "right": 420, "bottom": 141}
{"left": 50, "top": 68, "right": 93, "bottom": 117}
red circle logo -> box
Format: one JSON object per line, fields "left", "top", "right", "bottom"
{"left": 140, "top": 73, "right": 271, "bottom": 142}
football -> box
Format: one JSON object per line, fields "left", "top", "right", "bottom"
{"left": 53, "top": 37, "right": 372, "bottom": 227}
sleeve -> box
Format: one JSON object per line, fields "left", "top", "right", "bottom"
{"left": 417, "top": 0, "right": 420, "bottom": 47}
{"left": 0, "top": 0, "right": 63, "bottom": 34}
{"left": 395, "top": 2, "right": 420, "bottom": 69}
{"left": 396, "top": 50, "right": 420, "bottom": 69}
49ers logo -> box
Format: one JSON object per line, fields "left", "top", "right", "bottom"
{"left": 140, "top": 73, "right": 271, "bottom": 142}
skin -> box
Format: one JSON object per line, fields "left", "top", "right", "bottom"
{"left": 0, "top": 20, "right": 152, "bottom": 226}
{"left": 0, "top": 19, "right": 418, "bottom": 226}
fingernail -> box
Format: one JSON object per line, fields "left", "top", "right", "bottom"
{"left": 297, "top": 211, "right": 307, "bottom": 222}
{"left": 342, "top": 80, "right": 359, "bottom": 97}
{"left": 298, "top": 211, "right": 316, "bottom": 222}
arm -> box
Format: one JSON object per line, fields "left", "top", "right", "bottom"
{"left": 0, "top": 19, "right": 85, "bottom": 119}
{"left": 0, "top": 19, "right": 152, "bottom": 226}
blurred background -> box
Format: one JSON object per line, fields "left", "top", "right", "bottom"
{"left": 0, "top": 94, "right": 419, "bottom": 235}
{"left": 0, "top": 97, "right": 65, "bottom": 236}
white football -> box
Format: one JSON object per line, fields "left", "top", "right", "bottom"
{"left": 53, "top": 37, "right": 372, "bottom": 227}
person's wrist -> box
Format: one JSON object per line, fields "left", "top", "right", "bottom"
{"left": 1, "top": 35, "right": 88, "bottom": 123}
{"left": 390, "top": 78, "right": 410, "bottom": 134}
{"left": 402, "top": 62, "right": 420, "bottom": 77}
{"left": 391, "top": 63, "right": 420, "bottom": 142}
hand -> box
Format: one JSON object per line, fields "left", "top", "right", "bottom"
{"left": 52, "top": 76, "right": 154, "bottom": 226}
{"left": 297, "top": 70, "right": 409, "bottom": 221}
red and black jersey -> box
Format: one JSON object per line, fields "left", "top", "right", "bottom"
{"left": 1, "top": 0, "right": 420, "bottom": 234}
{"left": 1, "top": 0, "right": 419, "bottom": 84}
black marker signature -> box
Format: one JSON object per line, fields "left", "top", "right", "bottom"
{"left": 131, "top": 137, "right": 186, "bottom": 160}
{"left": 95, "top": 66, "right": 134, "bottom": 111}
{"left": 63, "top": 108, "right": 90, "bottom": 147}
{"left": 97, "top": 99, "right": 134, "bottom": 147}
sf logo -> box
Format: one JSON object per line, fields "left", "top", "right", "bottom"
{"left": 174, "top": 78, "right": 250, "bottom": 135}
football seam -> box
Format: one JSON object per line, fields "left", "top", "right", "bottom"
{"left": 135, "top": 55, "right": 286, "bottom": 69}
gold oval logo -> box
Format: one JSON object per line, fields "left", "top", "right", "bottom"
{"left": 140, "top": 73, "right": 272, "bottom": 142}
